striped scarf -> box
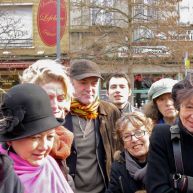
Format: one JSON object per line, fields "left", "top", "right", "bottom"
{"left": 70, "top": 98, "right": 99, "bottom": 119}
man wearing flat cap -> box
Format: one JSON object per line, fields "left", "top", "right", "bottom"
{"left": 64, "top": 59, "right": 121, "bottom": 193}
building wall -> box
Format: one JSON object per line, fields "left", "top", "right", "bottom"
{"left": 0, "top": 0, "right": 69, "bottom": 57}
{"left": 0, "top": 0, "right": 69, "bottom": 90}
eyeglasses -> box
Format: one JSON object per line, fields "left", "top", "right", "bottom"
{"left": 122, "top": 130, "right": 146, "bottom": 142}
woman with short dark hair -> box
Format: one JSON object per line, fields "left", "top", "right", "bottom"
{"left": 146, "top": 75, "right": 193, "bottom": 192}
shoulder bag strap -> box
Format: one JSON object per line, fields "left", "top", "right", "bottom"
{"left": 170, "top": 125, "right": 184, "bottom": 174}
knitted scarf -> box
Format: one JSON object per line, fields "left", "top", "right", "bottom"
{"left": 70, "top": 98, "right": 100, "bottom": 119}
{"left": 125, "top": 150, "right": 147, "bottom": 184}
{"left": 0, "top": 145, "right": 73, "bottom": 193}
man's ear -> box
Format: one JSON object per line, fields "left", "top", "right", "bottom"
{"left": 106, "top": 90, "right": 109, "bottom": 96}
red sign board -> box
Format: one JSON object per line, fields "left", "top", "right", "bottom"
{"left": 37, "top": 0, "right": 67, "bottom": 46}
{"left": 0, "top": 62, "right": 32, "bottom": 69}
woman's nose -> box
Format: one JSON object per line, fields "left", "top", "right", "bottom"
{"left": 38, "top": 139, "right": 49, "bottom": 151}
{"left": 131, "top": 135, "right": 138, "bottom": 142}
{"left": 50, "top": 98, "right": 59, "bottom": 109}
{"left": 166, "top": 98, "right": 174, "bottom": 105}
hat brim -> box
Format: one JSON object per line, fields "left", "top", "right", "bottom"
{"left": 72, "top": 73, "right": 103, "bottom": 80}
{"left": 0, "top": 116, "right": 61, "bottom": 142}
{"left": 152, "top": 88, "right": 173, "bottom": 100}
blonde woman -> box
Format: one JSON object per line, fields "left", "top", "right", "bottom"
{"left": 20, "top": 59, "right": 73, "bottom": 119}
{"left": 106, "top": 112, "right": 153, "bottom": 193}
{"left": 20, "top": 59, "right": 75, "bottom": 190}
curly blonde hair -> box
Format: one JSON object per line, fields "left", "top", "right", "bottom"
{"left": 116, "top": 111, "right": 153, "bottom": 145}
{"left": 19, "top": 59, "right": 73, "bottom": 100}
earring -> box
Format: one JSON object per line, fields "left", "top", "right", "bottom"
{"left": 6, "top": 144, "right": 11, "bottom": 155}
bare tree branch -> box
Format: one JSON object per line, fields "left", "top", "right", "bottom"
{"left": 0, "top": 10, "right": 28, "bottom": 48}
{"left": 70, "top": 0, "right": 192, "bottom": 70}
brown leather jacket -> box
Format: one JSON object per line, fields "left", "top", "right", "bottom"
{"left": 64, "top": 100, "right": 121, "bottom": 184}
{"left": 98, "top": 100, "right": 122, "bottom": 177}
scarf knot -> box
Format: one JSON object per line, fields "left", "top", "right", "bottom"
{"left": 125, "top": 150, "right": 147, "bottom": 184}
{"left": 70, "top": 99, "right": 99, "bottom": 119}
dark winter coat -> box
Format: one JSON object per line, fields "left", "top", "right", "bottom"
{"left": 64, "top": 100, "right": 121, "bottom": 187}
{"left": 119, "top": 102, "right": 139, "bottom": 115}
{"left": 146, "top": 121, "right": 193, "bottom": 193}
{"left": 0, "top": 153, "right": 23, "bottom": 193}
{"left": 106, "top": 152, "right": 145, "bottom": 193}
{"left": 55, "top": 118, "right": 76, "bottom": 192}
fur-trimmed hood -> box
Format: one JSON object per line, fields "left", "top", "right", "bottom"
{"left": 113, "top": 150, "right": 125, "bottom": 162}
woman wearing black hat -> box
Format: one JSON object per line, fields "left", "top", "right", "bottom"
{"left": 0, "top": 83, "right": 73, "bottom": 193}
{"left": 146, "top": 75, "right": 193, "bottom": 192}
{"left": 20, "top": 59, "right": 75, "bottom": 191}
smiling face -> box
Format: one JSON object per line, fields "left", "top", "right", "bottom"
{"left": 107, "top": 77, "right": 131, "bottom": 109}
{"left": 122, "top": 124, "right": 150, "bottom": 161}
{"left": 9, "top": 129, "right": 56, "bottom": 166}
{"left": 180, "top": 97, "right": 193, "bottom": 133}
{"left": 41, "top": 81, "right": 71, "bottom": 119}
{"left": 155, "top": 93, "right": 178, "bottom": 123}
{"left": 72, "top": 77, "right": 99, "bottom": 105}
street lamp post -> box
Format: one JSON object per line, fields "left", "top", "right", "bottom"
{"left": 56, "top": 0, "right": 61, "bottom": 61}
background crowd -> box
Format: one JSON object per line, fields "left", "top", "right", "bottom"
{"left": 0, "top": 58, "right": 192, "bottom": 193}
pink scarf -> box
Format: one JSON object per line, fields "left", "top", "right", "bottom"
{"left": 0, "top": 146, "right": 73, "bottom": 193}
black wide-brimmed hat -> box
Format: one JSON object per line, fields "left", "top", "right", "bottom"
{"left": 0, "top": 83, "right": 60, "bottom": 142}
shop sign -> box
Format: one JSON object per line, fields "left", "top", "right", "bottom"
{"left": 117, "top": 46, "right": 170, "bottom": 58}
{"left": 0, "top": 63, "right": 31, "bottom": 69}
{"left": 0, "top": 79, "right": 18, "bottom": 90}
{"left": 37, "top": 0, "right": 67, "bottom": 46}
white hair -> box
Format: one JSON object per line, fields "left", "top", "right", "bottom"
{"left": 20, "top": 59, "right": 73, "bottom": 98}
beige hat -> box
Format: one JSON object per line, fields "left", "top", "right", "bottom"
{"left": 148, "top": 78, "right": 178, "bottom": 100}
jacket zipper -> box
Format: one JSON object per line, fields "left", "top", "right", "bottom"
{"left": 119, "top": 176, "right": 124, "bottom": 193}
{"left": 96, "top": 149, "right": 107, "bottom": 189}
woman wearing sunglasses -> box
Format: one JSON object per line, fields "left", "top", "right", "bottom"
{"left": 106, "top": 111, "right": 153, "bottom": 193}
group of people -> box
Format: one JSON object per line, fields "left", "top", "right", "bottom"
{"left": 0, "top": 58, "right": 192, "bottom": 193}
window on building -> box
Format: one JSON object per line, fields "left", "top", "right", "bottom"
{"left": 133, "top": 0, "right": 145, "bottom": 21}
{"left": 0, "top": 3, "right": 33, "bottom": 48}
{"left": 91, "top": 0, "right": 114, "bottom": 26}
